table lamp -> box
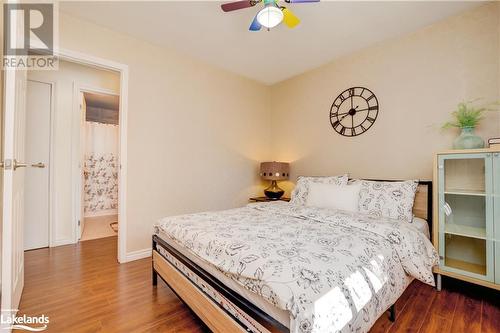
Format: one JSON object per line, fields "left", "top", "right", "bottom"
{"left": 260, "top": 162, "right": 289, "bottom": 199}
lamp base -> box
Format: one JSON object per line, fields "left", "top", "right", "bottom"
{"left": 264, "top": 180, "right": 284, "bottom": 200}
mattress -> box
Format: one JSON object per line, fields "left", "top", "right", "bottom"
{"left": 156, "top": 229, "right": 292, "bottom": 328}
{"left": 156, "top": 215, "right": 430, "bottom": 330}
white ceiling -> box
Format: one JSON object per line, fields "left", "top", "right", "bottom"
{"left": 60, "top": 1, "right": 482, "bottom": 85}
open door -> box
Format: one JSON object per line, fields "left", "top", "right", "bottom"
{"left": 79, "top": 92, "right": 86, "bottom": 239}
{"left": 1, "top": 9, "right": 28, "bottom": 325}
{"left": 1, "top": 67, "right": 27, "bottom": 317}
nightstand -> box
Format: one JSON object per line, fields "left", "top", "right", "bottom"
{"left": 249, "top": 197, "right": 290, "bottom": 202}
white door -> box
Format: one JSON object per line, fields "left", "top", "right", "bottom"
{"left": 24, "top": 80, "right": 51, "bottom": 250}
{"left": 1, "top": 67, "right": 27, "bottom": 316}
{"left": 79, "top": 93, "right": 86, "bottom": 239}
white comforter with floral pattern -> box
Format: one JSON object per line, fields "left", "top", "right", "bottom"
{"left": 156, "top": 202, "right": 439, "bottom": 333}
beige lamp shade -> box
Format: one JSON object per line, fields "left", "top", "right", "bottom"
{"left": 260, "top": 162, "right": 289, "bottom": 181}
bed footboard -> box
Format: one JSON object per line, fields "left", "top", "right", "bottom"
{"left": 152, "top": 235, "right": 287, "bottom": 333}
{"left": 153, "top": 250, "right": 248, "bottom": 332}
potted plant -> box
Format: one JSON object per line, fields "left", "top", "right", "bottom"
{"left": 443, "top": 100, "right": 498, "bottom": 149}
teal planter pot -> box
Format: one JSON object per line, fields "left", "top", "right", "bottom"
{"left": 453, "top": 127, "right": 485, "bottom": 149}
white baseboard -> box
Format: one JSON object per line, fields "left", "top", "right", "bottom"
{"left": 124, "top": 248, "right": 152, "bottom": 262}
{"left": 51, "top": 238, "right": 75, "bottom": 247}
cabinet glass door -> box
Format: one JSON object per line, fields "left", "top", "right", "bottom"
{"left": 438, "top": 153, "right": 494, "bottom": 282}
{"left": 493, "top": 153, "right": 500, "bottom": 284}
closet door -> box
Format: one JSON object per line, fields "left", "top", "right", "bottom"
{"left": 437, "top": 153, "right": 494, "bottom": 282}
{"left": 494, "top": 152, "right": 500, "bottom": 285}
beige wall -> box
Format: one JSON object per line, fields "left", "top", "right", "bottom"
{"left": 271, "top": 3, "right": 500, "bottom": 196}
{"left": 28, "top": 60, "right": 120, "bottom": 244}
{"left": 58, "top": 13, "right": 271, "bottom": 253}
{"left": 46, "top": 3, "right": 498, "bottom": 253}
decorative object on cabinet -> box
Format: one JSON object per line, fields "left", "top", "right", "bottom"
{"left": 452, "top": 127, "right": 484, "bottom": 149}
{"left": 329, "top": 87, "right": 379, "bottom": 137}
{"left": 442, "top": 100, "right": 499, "bottom": 149}
{"left": 488, "top": 137, "right": 500, "bottom": 148}
{"left": 433, "top": 148, "right": 500, "bottom": 291}
{"left": 259, "top": 161, "right": 289, "bottom": 200}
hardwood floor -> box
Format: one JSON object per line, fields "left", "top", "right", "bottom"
{"left": 18, "top": 236, "right": 208, "bottom": 333}
{"left": 17, "top": 236, "right": 500, "bottom": 333}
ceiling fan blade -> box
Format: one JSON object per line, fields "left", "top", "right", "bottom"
{"left": 221, "top": 1, "right": 255, "bottom": 12}
{"left": 286, "top": 0, "right": 319, "bottom": 3}
{"left": 282, "top": 7, "right": 300, "bottom": 28}
{"left": 249, "top": 13, "right": 262, "bottom": 31}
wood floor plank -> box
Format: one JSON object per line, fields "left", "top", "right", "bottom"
{"left": 418, "top": 288, "right": 458, "bottom": 333}
{"left": 449, "top": 293, "right": 482, "bottom": 333}
{"left": 16, "top": 237, "right": 500, "bottom": 333}
{"left": 482, "top": 293, "right": 500, "bottom": 333}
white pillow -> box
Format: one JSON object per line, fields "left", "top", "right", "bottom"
{"left": 306, "top": 183, "right": 361, "bottom": 212}
{"left": 290, "top": 175, "right": 348, "bottom": 206}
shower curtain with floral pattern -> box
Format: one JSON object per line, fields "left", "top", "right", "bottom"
{"left": 84, "top": 121, "right": 119, "bottom": 216}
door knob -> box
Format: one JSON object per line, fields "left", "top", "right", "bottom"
{"left": 31, "top": 162, "right": 46, "bottom": 168}
{"left": 12, "top": 159, "right": 28, "bottom": 170}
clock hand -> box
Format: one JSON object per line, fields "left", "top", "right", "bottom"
{"left": 339, "top": 113, "right": 350, "bottom": 122}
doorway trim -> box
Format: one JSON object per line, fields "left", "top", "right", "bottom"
{"left": 58, "top": 48, "right": 129, "bottom": 263}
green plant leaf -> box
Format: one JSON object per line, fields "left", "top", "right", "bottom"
{"left": 442, "top": 100, "right": 499, "bottom": 129}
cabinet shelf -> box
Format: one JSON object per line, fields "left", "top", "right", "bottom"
{"left": 444, "top": 257, "right": 487, "bottom": 276}
{"left": 444, "top": 189, "right": 486, "bottom": 196}
{"left": 444, "top": 223, "right": 486, "bottom": 240}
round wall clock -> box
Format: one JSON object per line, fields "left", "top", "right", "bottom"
{"left": 329, "top": 87, "right": 379, "bottom": 137}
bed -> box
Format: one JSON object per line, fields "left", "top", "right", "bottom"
{"left": 152, "top": 180, "right": 438, "bottom": 333}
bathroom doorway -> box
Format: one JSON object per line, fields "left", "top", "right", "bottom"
{"left": 79, "top": 90, "right": 120, "bottom": 241}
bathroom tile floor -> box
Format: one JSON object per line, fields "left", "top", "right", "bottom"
{"left": 81, "top": 214, "right": 118, "bottom": 241}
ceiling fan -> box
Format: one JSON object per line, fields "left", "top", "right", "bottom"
{"left": 221, "top": 0, "right": 320, "bottom": 31}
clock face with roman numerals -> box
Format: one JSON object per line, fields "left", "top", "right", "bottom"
{"left": 329, "top": 87, "right": 379, "bottom": 137}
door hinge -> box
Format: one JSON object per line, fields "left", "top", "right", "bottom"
{"left": 78, "top": 220, "right": 81, "bottom": 226}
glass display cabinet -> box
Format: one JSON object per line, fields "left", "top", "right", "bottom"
{"left": 434, "top": 149, "right": 500, "bottom": 291}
